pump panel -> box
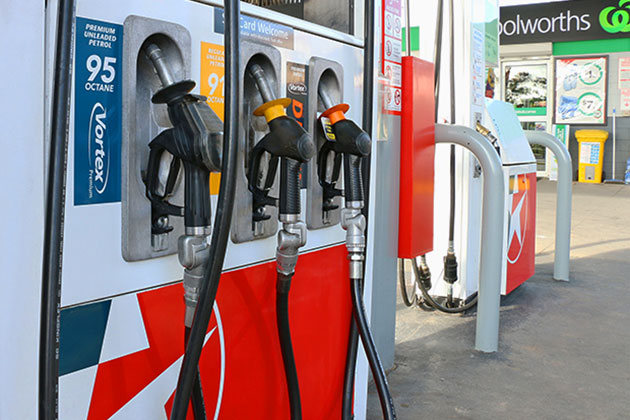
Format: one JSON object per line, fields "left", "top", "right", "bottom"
{"left": 231, "top": 42, "right": 282, "bottom": 244}
{"left": 398, "top": 57, "right": 435, "bottom": 258}
{"left": 307, "top": 57, "right": 344, "bottom": 229}
{"left": 52, "top": 1, "right": 367, "bottom": 419}
{"left": 121, "top": 16, "right": 191, "bottom": 261}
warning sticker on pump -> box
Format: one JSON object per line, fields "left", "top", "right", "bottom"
{"left": 383, "top": 61, "right": 402, "bottom": 87}
{"left": 74, "top": 17, "right": 122, "bottom": 205}
{"left": 383, "top": 36, "right": 402, "bottom": 64}
{"left": 320, "top": 117, "right": 336, "bottom": 142}
{"left": 384, "top": 86, "right": 402, "bottom": 113}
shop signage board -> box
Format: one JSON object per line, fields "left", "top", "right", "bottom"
{"left": 621, "top": 89, "right": 630, "bottom": 114}
{"left": 500, "top": 0, "right": 630, "bottom": 45}
{"left": 619, "top": 56, "right": 630, "bottom": 115}
{"left": 619, "top": 56, "right": 630, "bottom": 89}
{"left": 554, "top": 56, "right": 608, "bottom": 125}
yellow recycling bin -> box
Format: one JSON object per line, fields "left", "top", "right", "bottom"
{"left": 576, "top": 129, "right": 609, "bottom": 183}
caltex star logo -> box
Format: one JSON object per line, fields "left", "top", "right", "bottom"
{"left": 507, "top": 175, "right": 530, "bottom": 264}
{"left": 87, "top": 284, "right": 225, "bottom": 420}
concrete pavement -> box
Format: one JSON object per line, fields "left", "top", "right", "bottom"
{"left": 367, "top": 180, "right": 630, "bottom": 420}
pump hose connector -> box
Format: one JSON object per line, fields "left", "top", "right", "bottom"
{"left": 443, "top": 251, "right": 458, "bottom": 285}
{"left": 418, "top": 256, "right": 432, "bottom": 291}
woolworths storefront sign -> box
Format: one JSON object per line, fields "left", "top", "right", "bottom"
{"left": 500, "top": 0, "right": 630, "bottom": 45}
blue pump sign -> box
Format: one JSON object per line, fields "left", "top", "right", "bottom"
{"left": 74, "top": 17, "right": 122, "bottom": 205}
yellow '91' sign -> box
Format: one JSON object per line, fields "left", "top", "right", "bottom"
{"left": 200, "top": 42, "right": 225, "bottom": 195}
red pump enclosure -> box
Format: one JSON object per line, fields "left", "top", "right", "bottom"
{"left": 398, "top": 56, "right": 435, "bottom": 258}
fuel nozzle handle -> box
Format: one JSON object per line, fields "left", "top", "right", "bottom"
{"left": 247, "top": 64, "right": 315, "bottom": 217}
{"left": 249, "top": 113, "right": 315, "bottom": 216}
{"left": 319, "top": 99, "right": 371, "bottom": 204}
{"left": 143, "top": 43, "right": 223, "bottom": 230}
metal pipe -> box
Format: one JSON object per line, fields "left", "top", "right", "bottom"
{"left": 318, "top": 85, "right": 334, "bottom": 111}
{"left": 433, "top": 0, "right": 444, "bottom": 121}
{"left": 612, "top": 108, "right": 617, "bottom": 179}
{"left": 405, "top": 0, "right": 411, "bottom": 57}
{"left": 447, "top": 0, "right": 456, "bottom": 249}
{"left": 525, "top": 130, "right": 572, "bottom": 282}
{"left": 435, "top": 124, "right": 505, "bottom": 353}
{"left": 144, "top": 43, "right": 176, "bottom": 87}
{"left": 248, "top": 63, "right": 275, "bottom": 103}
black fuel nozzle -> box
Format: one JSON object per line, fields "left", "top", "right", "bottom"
{"left": 443, "top": 251, "right": 458, "bottom": 285}
{"left": 317, "top": 86, "right": 371, "bottom": 206}
{"left": 418, "top": 256, "right": 433, "bottom": 291}
{"left": 246, "top": 64, "right": 315, "bottom": 221}
{"left": 317, "top": 140, "right": 343, "bottom": 211}
{"left": 142, "top": 43, "right": 223, "bottom": 233}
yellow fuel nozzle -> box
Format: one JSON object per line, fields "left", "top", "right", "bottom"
{"left": 253, "top": 98, "right": 292, "bottom": 123}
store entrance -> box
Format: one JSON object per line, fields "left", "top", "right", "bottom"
{"left": 501, "top": 59, "right": 553, "bottom": 177}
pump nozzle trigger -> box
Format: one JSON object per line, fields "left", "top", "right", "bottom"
{"left": 248, "top": 142, "right": 280, "bottom": 222}
{"left": 144, "top": 130, "right": 185, "bottom": 234}
{"left": 317, "top": 140, "right": 343, "bottom": 211}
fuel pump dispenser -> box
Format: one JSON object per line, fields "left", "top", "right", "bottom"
{"left": 247, "top": 62, "right": 315, "bottom": 420}
{"left": 317, "top": 86, "right": 396, "bottom": 420}
{"left": 140, "top": 40, "right": 224, "bottom": 420}
{"left": 5, "top": 0, "right": 397, "bottom": 418}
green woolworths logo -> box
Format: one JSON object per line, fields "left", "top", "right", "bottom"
{"left": 600, "top": 0, "right": 630, "bottom": 33}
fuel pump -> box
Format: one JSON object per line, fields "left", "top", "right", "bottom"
{"left": 141, "top": 40, "right": 224, "bottom": 420}
{"left": 247, "top": 62, "right": 315, "bottom": 420}
{"left": 169, "top": 1, "right": 239, "bottom": 418}
{"left": 317, "top": 86, "right": 397, "bottom": 420}
{"left": 398, "top": 0, "right": 475, "bottom": 314}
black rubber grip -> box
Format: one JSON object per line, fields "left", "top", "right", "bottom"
{"left": 280, "top": 158, "right": 302, "bottom": 215}
{"left": 343, "top": 154, "right": 363, "bottom": 202}
{"left": 184, "top": 161, "right": 212, "bottom": 228}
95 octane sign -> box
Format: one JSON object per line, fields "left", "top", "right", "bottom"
{"left": 74, "top": 17, "right": 122, "bottom": 205}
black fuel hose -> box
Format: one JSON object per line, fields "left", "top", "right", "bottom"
{"left": 447, "top": 0, "right": 456, "bottom": 245}
{"left": 169, "top": 1, "right": 239, "bottom": 419}
{"left": 342, "top": 0, "right": 375, "bottom": 417}
{"left": 433, "top": 0, "right": 444, "bottom": 121}
{"left": 411, "top": 259, "right": 477, "bottom": 313}
{"left": 185, "top": 327, "right": 207, "bottom": 420}
{"left": 398, "top": 259, "right": 417, "bottom": 307}
{"left": 341, "top": 316, "right": 359, "bottom": 420}
{"left": 39, "top": 0, "right": 75, "bottom": 418}
{"left": 277, "top": 273, "right": 302, "bottom": 420}
{"left": 351, "top": 277, "right": 397, "bottom": 420}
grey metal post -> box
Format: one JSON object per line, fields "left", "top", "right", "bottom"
{"left": 435, "top": 124, "right": 505, "bottom": 353}
{"left": 525, "top": 130, "right": 572, "bottom": 282}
